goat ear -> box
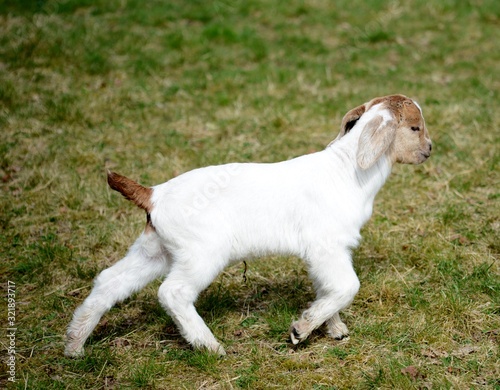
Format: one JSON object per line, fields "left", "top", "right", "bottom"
{"left": 334, "top": 104, "right": 366, "bottom": 141}
{"left": 357, "top": 116, "right": 397, "bottom": 170}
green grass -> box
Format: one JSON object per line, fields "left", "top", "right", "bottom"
{"left": 1, "top": 0, "right": 499, "bottom": 388}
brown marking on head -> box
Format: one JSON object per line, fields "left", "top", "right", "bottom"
{"left": 334, "top": 94, "right": 432, "bottom": 169}
{"left": 374, "top": 95, "right": 432, "bottom": 166}
{"left": 340, "top": 104, "right": 366, "bottom": 136}
{"left": 368, "top": 94, "right": 422, "bottom": 126}
{"left": 107, "top": 171, "right": 153, "bottom": 213}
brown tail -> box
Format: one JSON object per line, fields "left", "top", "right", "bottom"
{"left": 107, "top": 171, "right": 153, "bottom": 214}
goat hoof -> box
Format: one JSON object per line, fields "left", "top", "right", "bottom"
{"left": 64, "top": 345, "right": 84, "bottom": 358}
{"left": 327, "top": 320, "right": 349, "bottom": 340}
{"left": 290, "top": 327, "right": 301, "bottom": 345}
{"left": 290, "top": 321, "right": 310, "bottom": 345}
{"left": 203, "top": 343, "right": 226, "bottom": 356}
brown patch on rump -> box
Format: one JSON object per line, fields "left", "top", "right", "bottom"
{"left": 107, "top": 171, "right": 153, "bottom": 212}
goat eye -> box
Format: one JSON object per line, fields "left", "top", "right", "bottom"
{"left": 411, "top": 126, "right": 420, "bottom": 131}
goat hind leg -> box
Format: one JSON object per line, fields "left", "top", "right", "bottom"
{"left": 158, "top": 260, "right": 225, "bottom": 355}
{"left": 65, "top": 233, "right": 168, "bottom": 356}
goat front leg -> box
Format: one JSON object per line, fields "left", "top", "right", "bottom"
{"left": 290, "top": 247, "right": 359, "bottom": 345}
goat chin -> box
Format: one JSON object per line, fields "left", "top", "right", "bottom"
{"left": 65, "top": 94, "right": 431, "bottom": 357}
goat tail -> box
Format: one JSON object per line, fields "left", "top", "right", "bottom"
{"left": 107, "top": 171, "right": 153, "bottom": 214}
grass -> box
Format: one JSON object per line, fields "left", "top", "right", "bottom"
{"left": 1, "top": 0, "right": 499, "bottom": 388}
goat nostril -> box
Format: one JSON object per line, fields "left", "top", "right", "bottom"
{"left": 429, "top": 143, "right": 432, "bottom": 152}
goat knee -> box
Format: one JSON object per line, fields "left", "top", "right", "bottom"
{"left": 159, "top": 283, "right": 191, "bottom": 314}
{"left": 339, "top": 276, "right": 360, "bottom": 307}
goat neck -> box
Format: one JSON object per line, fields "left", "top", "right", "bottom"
{"left": 326, "top": 114, "right": 393, "bottom": 203}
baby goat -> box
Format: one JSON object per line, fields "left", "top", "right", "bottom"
{"left": 65, "top": 94, "right": 432, "bottom": 356}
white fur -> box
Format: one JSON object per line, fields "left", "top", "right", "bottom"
{"left": 65, "top": 96, "right": 431, "bottom": 356}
